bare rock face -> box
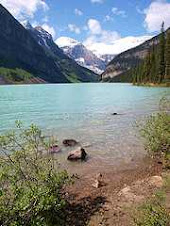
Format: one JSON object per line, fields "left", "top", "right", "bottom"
{"left": 67, "top": 147, "right": 87, "bottom": 161}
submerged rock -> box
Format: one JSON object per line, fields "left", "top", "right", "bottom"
{"left": 112, "top": 113, "right": 118, "bottom": 115}
{"left": 63, "top": 139, "right": 79, "bottom": 147}
{"left": 67, "top": 147, "right": 87, "bottom": 161}
{"left": 49, "top": 145, "right": 61, "bottom": 154}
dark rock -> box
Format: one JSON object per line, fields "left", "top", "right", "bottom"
{"left": 63, "top": 139, "right": 79, "bottom": 147}
{"left": 112, "top": 113, "right": 118, "bottom": 115}
{"left": 49, "top": 145, "right": 61, "bottom": 154}
{"left": 67, "top": 147, "right": 87, "bottom": 161}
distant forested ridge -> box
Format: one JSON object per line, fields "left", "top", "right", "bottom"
{"left": 102, "top": 25, "right": 170, "bottom": 85}
{"left": 133, "top": 23, "right": 170, "bottom": 85}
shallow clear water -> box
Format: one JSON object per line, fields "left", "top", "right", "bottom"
{"left": 0, "top": 83, "right": 169, "bottom": 172}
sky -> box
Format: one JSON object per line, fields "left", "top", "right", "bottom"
{"left": 1, "top": 0, "right": 170, "bottom": 55}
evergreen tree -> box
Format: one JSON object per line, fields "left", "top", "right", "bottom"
{"left": 150, "top": 44, "right": 157, "bottom": 82}
{"left": 158, "top": 22, "right": 165, "bottom": 82}
{"left": 165, "top": 29, "right": 170, "bottom": 81}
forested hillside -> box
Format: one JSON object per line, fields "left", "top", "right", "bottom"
{"left": 133, "top": 23, "right": 170, "bottom": 85}
{"left": 102, "top": 25, "right": 170, "bottom": 85}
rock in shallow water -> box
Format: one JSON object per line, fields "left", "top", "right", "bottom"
{"left": 67, "top": 147, "right": 87, "bottom": 161}
{"left": 49, "top": 145, "right": 61, "bottom": 154}
{"left": 63, "top": 139, "right": 79, "bottom": 147}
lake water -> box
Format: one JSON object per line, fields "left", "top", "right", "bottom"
{"left": 0, "top": 83, "right": 169, "bottom": 173}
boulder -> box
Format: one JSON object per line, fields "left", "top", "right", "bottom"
{"left": 92, "top": 173, "right": 103, "bottom": 188}
{"left": 67, "top": 147, "right": 87, "bottom": 161}
{"left": 63, "top": 139, "right": 79, "bottom": 147}
{"left": 148, "top": 176, "right": 163, "bottom": 188}
{"left": 49, "top": 145, "right": 61, "bottom": 154}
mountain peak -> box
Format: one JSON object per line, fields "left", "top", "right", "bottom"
{"left": 34, "top": 26, "right": 52, "bottom": 39}
{"left": 21, "top": 20, "right": 33, "bottom": 30}
{"left": 56, "top": 36, "right": 81, "bottom": 48}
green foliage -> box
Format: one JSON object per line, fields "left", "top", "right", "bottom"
{"left": 158, "top": 22, "right": 166, "bottom": 83}
{"left": 0, "top": 122, "right": 70, "bottom": 226}
{"left": 132, "top": 26, "right": 170, "bottom": 85}
{"left": 140, "top": 112, "right": 170, "bottom": 157}
{"left": 134, "top": 175, "right": 170, "bottom": 226}
{"left": 0, "top": 67, "right": 33, "bottom": 83}
{"left": 165, "top": 29, "right": 170, "bottom": 80}
{"left": 134, "top": 200, "right": 170, "bottom": 226}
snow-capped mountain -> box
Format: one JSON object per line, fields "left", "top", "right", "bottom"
{"left": 56, "top": 37, "right": 106, "bottom": 74}
{"left": 21, "top": 21, "right": 97, "bottom": 82}
{"left": 100, "top": 54, "right": 116, "bottom": 64}
{"left": 84, "top": 35, "right": 152, "bottom": 56}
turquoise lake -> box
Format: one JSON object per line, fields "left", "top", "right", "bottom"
{"left": 0, "top": 83, "right": 169, "bottom": 173}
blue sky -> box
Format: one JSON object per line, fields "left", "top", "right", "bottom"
{"left": 1, "top": 0, "right": 170, "bottom": 55}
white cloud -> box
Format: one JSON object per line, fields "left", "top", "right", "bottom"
{"left": 111, "top": 7, "right": 126, "bottom": 17}
{"left": 84, "top": 19, "right": 120, "bottom": 46}
{"left": 144, "top": 0, "right": 170, "bottom": 32}
{"left": 104, "top": 15, "right": 114, "bottom": 22}
{"left": 68, "top": 24, "right": 81, "bottom": 34}
{"left": 1, "top": 0, "right": 49, "bottom": 20}
{"left": 41, "top": 23, "right": 56, "bottom": 38}
{"left": 91, "top": 0, "right": 104, "bottom": 3}
{"left": 74, "top": 8, "right": 83, "bottom": 16}
{"left": 42, "top": 16, "right": 49, "bottom": 23}
{"left": 87, "top": 19, "right": 102, "bottom": 34}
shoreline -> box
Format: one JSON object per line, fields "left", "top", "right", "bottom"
{"left": 133, "top": 82, "right": 170, "bottom": 87}
{"left": 65, "top": 156, "right": 163, "bottom": 225}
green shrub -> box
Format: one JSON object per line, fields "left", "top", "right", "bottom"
{"left": 140, "top": 112, "right": 170, "bottom": 157}
{"left": 134, "top": 200, "right": 170, "bottom": 226}
{"left": 0, "top": 122, "right": 70, "bottom": 226}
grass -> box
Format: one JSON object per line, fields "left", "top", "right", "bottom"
{"left": 0, "top": 67, "right": 33, "bottom": 83}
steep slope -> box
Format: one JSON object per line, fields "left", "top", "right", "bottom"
{"left": 25, "top": 24, "right": 98, "bottom": 82}
{"left": 56, "top": 37, "right": 106, "bottom": 74}
{"left": 0, "top": 4, "right": 97, "bottom": 83}
{"left": 102, "top": 35, "right": 160, "bottom": 82}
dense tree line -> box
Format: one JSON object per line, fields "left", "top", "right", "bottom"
{"left": 133, "top": 23, "right": 170, "bottom": 84}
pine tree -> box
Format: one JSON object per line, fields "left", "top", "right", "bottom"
{"left": 158, "top": 22, "right": 165, "bottom": 83}
{"left": 150, "top": 44, "right": 156, "bottom": 82}
{"left": 165, "top": 29, "right": 170, "bottom": 81}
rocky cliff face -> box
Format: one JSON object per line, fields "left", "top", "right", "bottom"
{"left": 0, "top": 4, "right": 97, "bottom": 83}
{"left": 102, "top": 35, "right": 159, "bottom": 82}
{"left": 56, "top": 37, "right": 106, "bottom": 74}
{"left": 100, "top": 54, "right": 116, "bottom": 65}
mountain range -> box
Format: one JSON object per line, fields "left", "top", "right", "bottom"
{"left": 56, "top": 37, "right": 115, "bottom": 74}
{"left": 0, "top": 3, "right": 164, "bottom": 85}
{"left": 0, "top": 4, "right": 97, "bottom": 84}
{"left": 102, "top": 32, "right": 164, "bottom": 82}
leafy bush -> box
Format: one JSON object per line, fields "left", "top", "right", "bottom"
{"left": 140, "top": 112, "right": 170, "bottom": 157}
{"left": 134, "top": 176, "right": 170, "bottom": 226}
{"left": 0, "top": 122, "right": 70, "bottom": 226}
{"left": 134, "top": 200, "right": 170, "bottom": 226}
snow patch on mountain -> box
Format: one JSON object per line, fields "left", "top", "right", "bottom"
{"left": 56, "top": 37, "right": 81, "bottom": 48}
{"left": 83, "top": 35, "right": 153, "bottom": 56}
